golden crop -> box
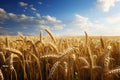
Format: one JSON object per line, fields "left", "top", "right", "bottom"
{"left": 0, "top": 29, "right": 120, "bottom": 80}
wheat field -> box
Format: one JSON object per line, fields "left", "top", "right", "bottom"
{"left": 0, "top": 29, "right": 120, "bottom": 80}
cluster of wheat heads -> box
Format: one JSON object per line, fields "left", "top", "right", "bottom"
{"left": 0, "top": 29, "right": 120, "bottom": 80}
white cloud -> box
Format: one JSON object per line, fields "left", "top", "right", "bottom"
{"left": 8, "top": 13, "right": 34, "bottom": 22}
{"left": 41, "top": 15, "right": 64, "bottom": 30}
{"left": 70, "top": 14, "right": 107, "bottom": 35}
{"left": 44, "top": 15, "right": 57, "bottom": 22}
{"left": 72, "top": 14, "right": 92, "bottom": 27}
{"left": 31, "top": 7, "right": 36, "bottom": 11}
{"left": 0, "top": 8, "right": 8, "bottom": 19}
{"left": 36, "top": 13, "right": 41, "bottom": 18}
{"left": 19, "top": 2, "right": 37, "bottom": 13}
{"left": 0, "top": 8, "right": 65, "bottom": 32}
{"left": 8, "top": 13, "right": 17, "bottom": 19}
{"left": 36, "top": 25, "right": 50, "bottom": 29}
{"left": 104, "top": 13, "right": 120, "bottom": 35}
{"left": 43, "top": 15, "right": 61, "bottom": 23}
{"left": 106, "top": 13, "right": 120, "bottom": 23}
{"left": 38, "top": 20, "right": 46, "bottom": 24}
{"left": 97, "top": 0, "right": 120, "bottom": 12}
{"left": 72, "top": 14, "right": 104, "bottom": 31}
{"left": 19, "top": 2, "right": 28, "bottom": 6}
{"left": 0, "top": 8, "right": 6, "bottom": 14}
{"left": 20, "top": 14, "right": 28, "bottom": 20}
{"left": 70, "top": 14, "right": 120, "bottom": 36}
{"left": 1, "top": 7, "right": 120, "bottom": 36}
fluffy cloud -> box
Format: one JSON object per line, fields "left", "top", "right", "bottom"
{"left": 106, "top": 13, "right": 120, "bottom": 23}
{"left": 0, "top": 8, "right": 65, "bottom": 33}
{"left": 43, "top": 15, "right": 61, "bottom": 23}
{"left": 70, "top": 14, "right": 120, "bottom": 36}
{"left": 19, "top": 2, "right": 28, "bottom": 6}
{"left": 19, "top": 2, "right": 37, "bottom": 12}
{"left": 8, "top": 13, "right": 34, "bottom": 22}
{"left": 18, "top": 2, "right": 39, "bottom": 16}
{"left": 72, "top": 14, "right": 92, "bottom": 27}
{"left": 0, "top": 8, "right": 8, "bottom": 24}
{"left": 97, "top": 0, "right": 120, "bottom": 12}
{"left": 0, "top": 8, "right": 8, "bottom": 19}
{"left": 70, "top": 14, "right": 107, "bottom": 35}
{"left": 36, "top": 15, "right": 65, "bottom": 30}
{"left": 72, "top": 14, "right": 103, "bottom": 30}
{"left": 8, "top": 13, "right": 17, "bottom": 18}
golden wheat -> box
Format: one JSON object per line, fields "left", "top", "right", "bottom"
{"left": 0, "top": 29, "right": 120, "bottom": 80}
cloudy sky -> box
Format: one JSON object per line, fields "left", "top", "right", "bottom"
{"left": 0, "top": 0, "right": 120, "bottom": 36}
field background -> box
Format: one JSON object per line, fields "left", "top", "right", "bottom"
{"left": 0, "top": 31, "right": 120, "bottom": 80}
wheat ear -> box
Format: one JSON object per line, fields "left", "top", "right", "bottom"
{"left": 100, "top": 37, "right": 105, "bottom": 49}
{"left": 104, "top": 46, "right": 112, "bottom": 71}
{"left": 45, "top": 28, "right": 56, "bottom": 44}
{"left": 84, "top": 31, "right": 88, "bottom": 45}
{"left": 49, "top": 61, "right": 60, "bottom": 78}
{"left": 4, "top": 48, "right": 23, "bottom": 57}
{"left": 40, "top": 30, "right": 43, "bottom": 43}
{"left": 40, "top": 54, "right": 59, "bottom": 59}
{"left": 106, "top": 68, "right": 120, "bottom": 75}
{"left": 58, "top": 47, "right": 76, "bottom": 60}
{"left": 79, "top": 57, "right": 89, "bottom": 67}
{"left": 5, "top": 36, "right": 9, "bottom": 48}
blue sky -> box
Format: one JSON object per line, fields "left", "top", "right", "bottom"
{"left": 0, "top": 0, "right": 120, "bottom": 36}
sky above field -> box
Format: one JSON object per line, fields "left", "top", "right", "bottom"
{"left": 0, "top": 0, "right": 120, "bottom": 36}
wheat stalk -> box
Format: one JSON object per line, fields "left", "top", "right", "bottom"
{"left": 45, "top": 42, "right": 58, "bottom": 53}
{"left": 29, "top": 52, "right": 42, "bottom": 80}
{"left": 84, "top": 31, "right": 88, "bottom": 45}
{"left": 79, "top": 57, "right": 89, "bottom": 67}
{"left": 100, "top": 37, "right": 105, "bottom": 49}
{"left": 6, "top": 54, "right": 18, "bottom": 80}
{"left": 45, "top": 28, "right": 56, "bottom": 44}
{"left": 5, "top": 36, "right": 9, "bottom": 48}
{"left": 0, "top": 69, "right": 4, "bottom": 80}
{"left": 3, "top": 48, "right": 23, "bottom": 57}
{"left": 0, "top": 52, "right": 5, "bottom": 68}
{"left": 40, "top": 30, "right": 43, "bottom": 43}
{"left": 27, "top": 40, "right": 39, "bottom": 57}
